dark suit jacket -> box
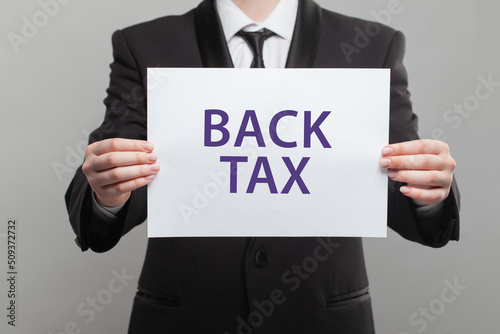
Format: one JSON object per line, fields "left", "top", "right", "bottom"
{"left": 65, "top": 1, "right": 460, "bottom": 333}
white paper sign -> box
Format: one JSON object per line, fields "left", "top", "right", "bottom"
{"left": 147, "top": 68, "right": 389, "bottom": 238}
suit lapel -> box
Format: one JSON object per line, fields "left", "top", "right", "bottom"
{"left": 194, "top": 0, "right": 234, "bottom": 68}
{"left": 286, "top": 0, "right": 323, "bottom": 68}
{"left": 195, "top": 0, "right": 323, "bottom": 69}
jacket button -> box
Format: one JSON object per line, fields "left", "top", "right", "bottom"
{"left": 254, "top": 251, "right": 271, "bottom": 267}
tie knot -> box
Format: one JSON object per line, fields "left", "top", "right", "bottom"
{"left": 236, "top": 28, "right": 276, "bottom": 68}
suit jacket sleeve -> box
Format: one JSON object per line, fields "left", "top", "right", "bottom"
{"left": 65, "top": 29, "right": 149, "bottom": 252}
{"left": 385, "top": 31, "right": 460, "bottom": 248}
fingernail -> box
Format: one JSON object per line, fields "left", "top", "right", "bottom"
{"left": 387, "top": 170, "right": 397, "bottom": 179}
{"left": 400, "top": 186, "right": 410, "bottom": 195}
{"left": 147, "top": 153, "right": 157, "bottom": 162}
{"left": 143, "top": 142, "right": 154, "bottom": 151}
{"left": 380, "top": 159, "right": 391, "bottom": 168}
{"left": 145, "top": 175, "right": 155, "bottom": 181}
{"left": 382, "top": 147, "right": 394, "bottom": 156}
{"left": 150, "top": 163, "right": 160, "bottom": 172}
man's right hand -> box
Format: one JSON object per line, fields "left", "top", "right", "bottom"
{"left": 82, "top": 138, "right": 160, "bottom": 208}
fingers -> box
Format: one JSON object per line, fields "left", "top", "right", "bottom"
{"left": 82, "top": 138, "right": 159, "bottom": 208}
{"left": 380, "top": 139, "right": 456, "bottom": 172}
{"left": 387, "top": 169, "right": 452, "bottom": 188}
{"left": 380, "top": 154, "right": 447, "bottom": 170}
{"left": 98, "top": 175, "right": 156, "bottom": 201}
{"left": 399, "top": 185, "right": 450, "bottom": 206}
{"left": 89, "top": 138, "right": 154, "bottom": 156}
{"left": 382, "top": 139, "right": 448, "bottom": 157}
{"left": 380, "top": 139, "right": 456, "bottom": 205}
{"left": 93, "top": 151, "right": 157, "bottom": 172}
{"left": 91, "top": 163, "right": 160, "bottom": 187}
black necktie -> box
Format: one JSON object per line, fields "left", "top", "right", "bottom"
{"left": 236, "top": 28, "right": 276, "bottom": 68}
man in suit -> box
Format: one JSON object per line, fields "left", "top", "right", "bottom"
{"left": 65, "top": 0, "right": 460, "bottom": 332}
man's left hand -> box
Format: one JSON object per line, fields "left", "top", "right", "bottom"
{"left": 380, "top": 139, "right": 456, "bottom": 205}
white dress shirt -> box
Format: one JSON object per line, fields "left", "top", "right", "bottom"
{"left": 216, "top": 0, "right": 298, "bottom": 68}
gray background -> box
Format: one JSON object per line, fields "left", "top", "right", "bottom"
{"left": 1, "top": 0, "right": 498, "bottom": 333}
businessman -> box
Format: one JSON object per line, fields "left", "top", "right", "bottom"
{"left": 66, "top": 0, "right": 460, "bottom": 333}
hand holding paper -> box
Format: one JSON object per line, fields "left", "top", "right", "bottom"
{"left": 380, "top": 139, "right": 456, "bottom": 205}
{"left": 82, "top": 138, "right": 160, "bottom": 207}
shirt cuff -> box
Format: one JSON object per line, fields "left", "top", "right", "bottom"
{"left": 412, "top": 199, "right": 446, "bottom": 235}
{"left": 413, "top": 199, "right": 444, "bottom": 217}
{"left": 91, "top": 192, "right": 126, "bottom": 219}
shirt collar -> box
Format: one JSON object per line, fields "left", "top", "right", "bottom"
{"left": 215, "top": 0, "right": 298, "bottom": 42}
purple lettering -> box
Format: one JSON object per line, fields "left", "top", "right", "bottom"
{"left": 247, "top": 157, "right": 278, "bottom": 194}
{"left": 220, "top": 156, "right": 248, "bottom": 193}
{"left": 205, "top": 109, "right": 230, "bottom": 147}
{"left": 270, "top": 110, "right": 298, "bottom": 148}
{"left": 235, "top": 110, "right": 265, "bottom": 147}
{"left": 281, "top": 157, "right": 310, "bottom": 194}
{"left": 304, "top": 111, "right": 332, "bottom": 148}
